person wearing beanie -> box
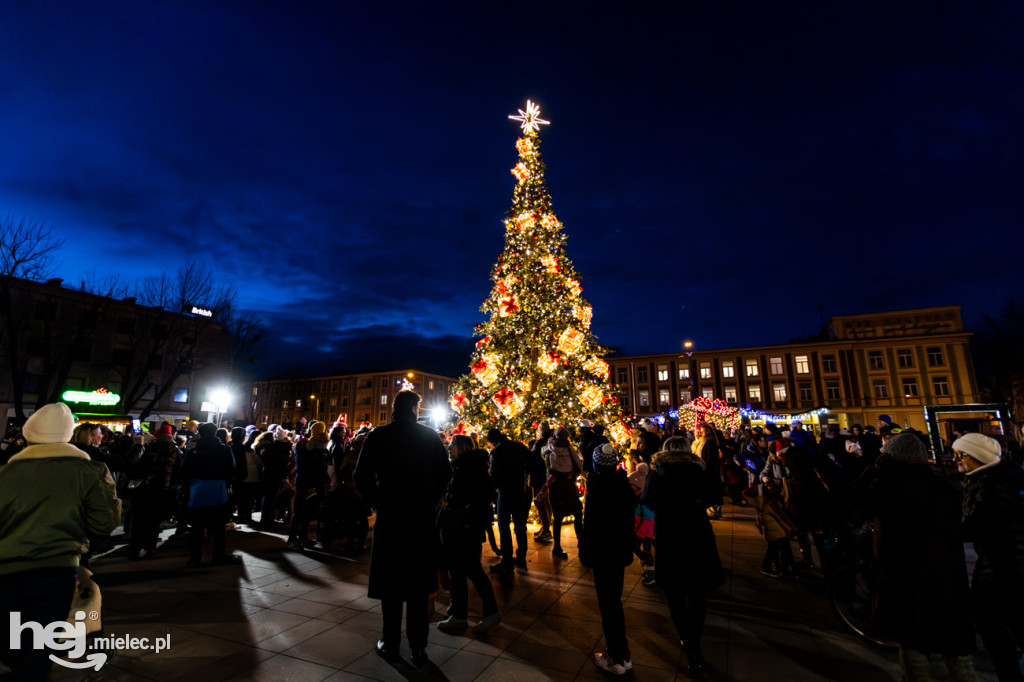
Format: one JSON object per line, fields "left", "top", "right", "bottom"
{"left": 870, "top": 434, "right": 976, "bottom": 679}
{"left": 0, "top": 403, "right": 121, "bottom": 679}
{"left": 181, "top": 423, "right": 240, "bottom": 567}
{"left": 956, "top": 432, "right": 1024, "bottom": 681}
{"left": 579, "top": 423, "right": 610, "bottom": 476}
{"left": 580, "top": 442, "right": 636, "bottom": 675}
{"left": 127, "top": 419, "right": 183, "bottom": 559}
{"left": 353, "top": 391, "right": 450, "bottom": 668}
{"left": 641, "top": 435, "right": 723, "bottom": 677}
{"left": 486, "top": 427, "right": 532, "bottom": 573}
{"left": 253, "top": 429, "right": 293, "bottom": 530}
{"left": 286, "top": 421, "right": 330, "bottom": 550}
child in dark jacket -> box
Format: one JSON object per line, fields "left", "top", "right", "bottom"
{"left": 581, "top": 444, "right": 636, "bottom": 675}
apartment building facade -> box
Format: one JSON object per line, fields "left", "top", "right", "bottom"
{"left": 608, "top": 306, "right": 979, "bottom": 432}
{"left": 247, "top": 369, "right": 457, "bottom": 429}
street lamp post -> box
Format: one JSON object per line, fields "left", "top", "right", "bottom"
{"left": 310, "top": 394, "right": 320, "bottom": 422}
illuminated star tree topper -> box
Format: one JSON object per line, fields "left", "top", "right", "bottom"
{"left": 508, "top": 100, "right": 550, "bottom": 135}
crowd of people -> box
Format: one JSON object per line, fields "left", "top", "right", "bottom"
{"left": 2, "top": 397, "right": 1024, "bottom": 680}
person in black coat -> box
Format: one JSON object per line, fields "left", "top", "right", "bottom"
{"left": 581, "top": 443, "right": 636, "bottom": 675}
{"left": 642, "top": 436, "right": 724, "bottom": 677}
{"left": 870, "top": 433, "right": 976, "bottom": 680}
{"left": 435, "top": 435, "right": 500, "bottom": 635}
{"left": 181, "top": 423, "right": 239, "bottom": 567}
{"left": 354, "top": 391, "right": 450, "bottom": 668}
{"left": 127, "top": 423, "right": 181, "bottom": 559}
{"left": 693, "top": 422, "right": 724, "bottom": 519}
{"left": 486, "top": 428, "right": 530, "bottom": 573}
{"left": 288, "top": 421, "right": 331, "bottom": 549}
{"left": 956, "top": 433, "right": 1024, "bottom": 682}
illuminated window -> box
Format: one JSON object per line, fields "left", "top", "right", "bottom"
{"left": 772, "top": 383, "right": 787, "bottom": 401}
{"left": 429, "top": 380, "right": 435, "bottom": 390}
{"left": 282, "top": 400, "right": 289, "bottom": 409}
{"left": 795, "top": 356, "right": 810, "bottom": 374}
{"left": 933, "top": 376, "right": 950, "bottom": 396}
{"left": 770, "top": 357, "right": 784, "bottom": 375}
{"left": 826, "top": 381, "right": 840, "bottom": 400}
{"left": 659, "top": 389, "right": 670, "bottom": 405}
{"left": 799, "top": 382, "right": 812, "bottom": 400}
{"left": 173, "top": 387, "right": 189, "bottom": 403}
{"left": 873, "top": 380, "right": 888, "bottom": 399}
{"left": 678, "top": 367, "right": 690, "bottom": 380}
{"left": 898, "top": 349, "right": 914, "bottom": 368}
{"left": 724, "top": 386, "right": 737, "bottom": 403}
{"left": 702, "top": 387, "right": 714, "bottom": 399}
{"left": 868, "top": 350, "right": 884, "bottom": 370}
{"left": 252, "top": 386, "right": 259, "bottom": 395}
{"left": 380, "top": 395, "right": 388, "bottom": 405}
{"left": 638, "top": 389, "right": 650, "bottom": 407}
{"left": 296, "top": 399, "right": 303, "bottom": 408}
{"left": 699, "top": 362, "right": 712, "bottom": 379}
{"left": 657, "top": 364, "right": 669, "bottom": 382}
{"left": 329, "top": 397, "right": 337, "bottom": 407}
{"left": 722, "top": 361, "right": 735, "bottom": 378}
{"left": 748, "top": 384, "right": 761, "bottom": 401}
{"left": 822, "top": 355, "right": 837, "bottom": 373}
{"left": 745, "top": 359, "right": 759, "bottom": 377}
{"left": 927, "top": 347, "right": 945, "bottom": 366}
{"left": 679, "top": 388, "right": 691, "bottom": 403}
{"left": 637, "top": 367, "right": 648, "bottom": 382}
{"left": 903, "top": 378, "right": 918, "bottom": 397}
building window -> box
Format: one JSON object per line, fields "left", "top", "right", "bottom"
{"left": 799, "top": 382, "right": 812, "bottom": 401}
{"left": 296, "top": 399, "right": 303, "bottom": 408}
{"left": 659, "top": 389, "right": 670, "bottom": 405}
{"left": 637, "top": 367, "right": 648, "bottom": 382}
{"left": 795, "top": 356, "right": 810, "bottom": 374}
{"left": 116, "top": 316, "right": 135, "bottom": 334}
{"left": 933, "top": 376, "right": 950, "bottom": 396}
{"left": 745, "top": 359, "right": 759, "bottom": 377}
{"left": 341, "top": 397, "right": 349, "bottom": 407}
{"left": 722, "top": 361, "right": 735, "bottom": 378}
{"left": 329, "top": 397, "right": 337, "bottom": 407}
{"left": 770, "top": 357, "right": 784, "bottom": 375}
{"left": 699, "top": 387, "right": 713, "bottom": 399}
{"left": 343, "top": 381, "right": 350, "bottom": 391}
{"left": 873, "top": 380, "right": 889, "bottom": 399}
{"left": 379, "top": 411, "right": 387, "bottom": 423}
{"left": 282, "top": 400, "right": 289, "bottom": 409}
{"left": 868, "top": 350, "right": 884, "bottom": 370}
{"left": 429, "top": 380, "right": 435, "bottom": 390}
{"left": 331, "top": 381, "right": 339, "bottom": 392}
{"left": 699, "top": 362, "right": 712, "bottom": 379}
{"left": 772, "top": 382, "right": 787, "bottom": 402}
{"left": 381, "top": 379, "right": 388, "bottom": 389}
{"left": 927, "top": 347, "right": 945, "bottom": 366}
{"left": 679, "top": 389, "right": 691, "bottom": 403}
{"left": 826, "top": 381, "right": 840, "bottom": 400}
{"left": 678, "top": 367, "right": 690, "bottom": 380}
{"left": 657, "top": 364, "right": 669, "bottom": 382}
{"left": 903, "top": 378, "right": 919, "bottom": 397}
{"left": 173, "top": 387, "right": 189, "bottom": 403}
{"left": 748, "top": 384, "right": 762, "bottom": 401}
{"left": 898, "top": 349, "right": 914, "bottom": 368}
{"left": 822, "top": 354, "right": 837, "bottom": 373}
{"left": 724, "top": 386, "right": 737, "bottom": 403}
{"left": 252, "top": 386, "right": 259, "bottom": 396}
{"left": 380, "top": 395, "right": 388, "bottom": 405}
{"left": 638, "top": 389, "right": 650, "bottom": 407}
{"left": 618, "top": 367, "right": 628, "bottom": 384}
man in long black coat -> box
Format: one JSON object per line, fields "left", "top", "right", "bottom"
{"left": 354, "top": 391, "right": 450, "bottom": 668}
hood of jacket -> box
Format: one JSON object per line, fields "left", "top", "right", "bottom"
{"left": 8, "top": 442, "right": 91, "bottom": 463}
{"left": 652, "top": 449, "right": 705, "bottom": 471}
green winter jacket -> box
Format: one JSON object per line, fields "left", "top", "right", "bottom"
{"left": 0, "top": 442, "right": 122, "bottom": 576}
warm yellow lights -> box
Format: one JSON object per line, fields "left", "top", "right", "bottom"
{"left": 538, "top": 351, "right": 561, "bottom": 374}
{"left": 584, "top": 356, "right": 610, "bottom": 379}
{"left": 574, "top": 304, "right": 592, "bottom": 327}
{"left": 580, "top": 384, "right": 604, "bottom": 411}
{"left": 557, "top": 327, "right": 585, "bottom": 355}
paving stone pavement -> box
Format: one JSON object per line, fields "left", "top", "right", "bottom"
{"left": 37, "top": 504, "right": 997, "bottom": 681}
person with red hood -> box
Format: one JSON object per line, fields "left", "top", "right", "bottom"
{"left": 127, "top": 423, "right": 182, "bottom": 559}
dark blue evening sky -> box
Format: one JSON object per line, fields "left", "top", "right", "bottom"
{"left": 2, "top": 2, "right": 1022, "bottom": 379}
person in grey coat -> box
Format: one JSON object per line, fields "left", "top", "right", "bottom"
{"left": 354, "top": 391, "right": 450, "bottom": 669}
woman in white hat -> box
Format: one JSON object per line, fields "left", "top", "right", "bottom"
{"left": 956, "top": 432, "right": 1024, "bottom": 682}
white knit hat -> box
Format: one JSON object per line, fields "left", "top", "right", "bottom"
{"left": 952, "top": 433, "right": 1002, "bottom": 465}
{"left": 23, "top": 403, "right": 76, "bottom": 444}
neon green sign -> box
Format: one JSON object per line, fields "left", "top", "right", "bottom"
{"left": 62, "top": 389, "right": 121, "bottom": 406}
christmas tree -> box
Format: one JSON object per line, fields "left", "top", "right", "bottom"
{"left": 449, "top": 101, "right": 629, "bottom": 444}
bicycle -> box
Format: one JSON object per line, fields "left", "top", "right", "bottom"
{"left": 825, "top": 560, "right": 898, "bottom": 649}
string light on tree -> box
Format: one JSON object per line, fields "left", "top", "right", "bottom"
{"left": 449, "top": 101, "right": 622, "bottom": 441}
